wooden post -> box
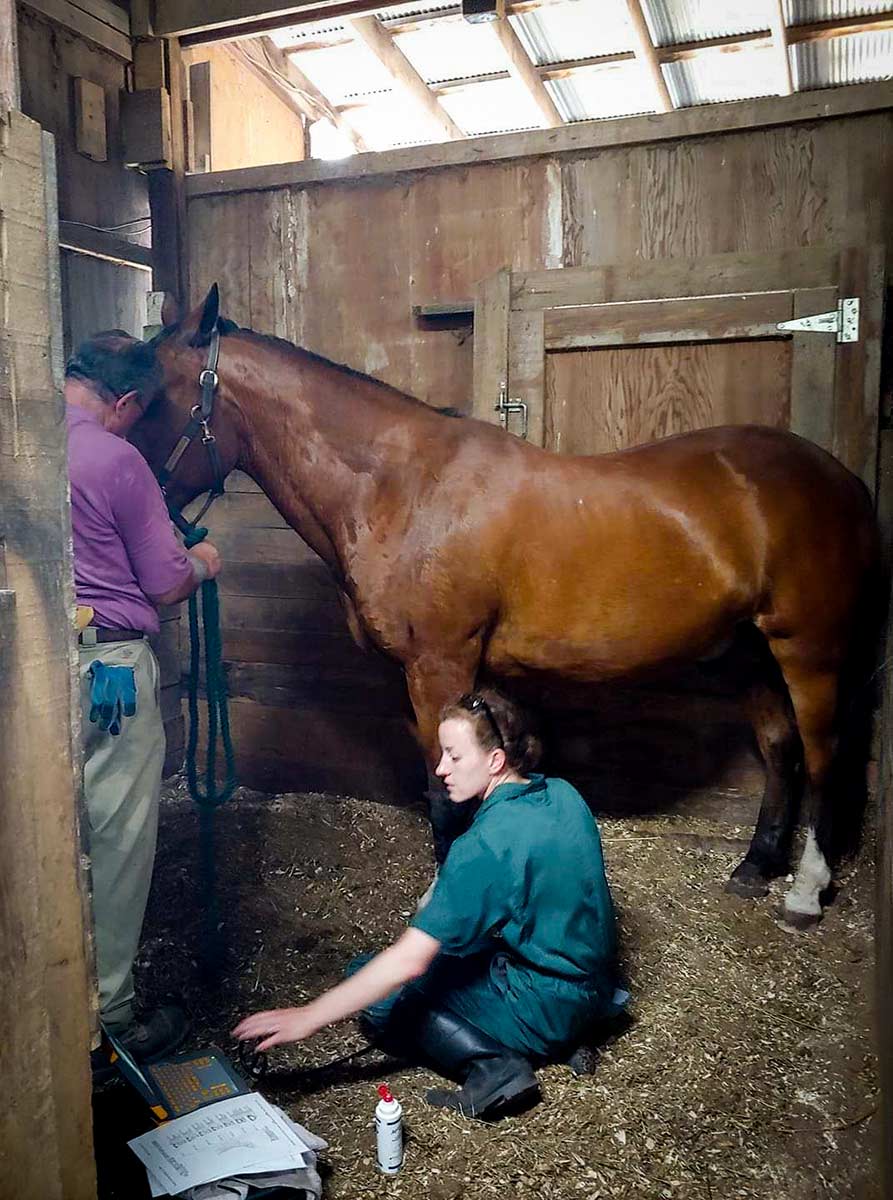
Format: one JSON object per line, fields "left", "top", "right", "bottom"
{"left": 0, "top": 108, "right": 97, "bottom": 1200}
{"left": 145, "top": 36, "right": 190, "bottom": 306}
{"left": 1, "top": 0, "right": 20, "bottom": 113}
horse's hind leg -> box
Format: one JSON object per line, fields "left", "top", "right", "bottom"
{"left": 765, "top": 643, "right": 841, "bottom": 928}
{"left": 726, "top": 669, "right": 804, "bottom": 898}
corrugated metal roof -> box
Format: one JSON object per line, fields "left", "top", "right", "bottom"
{"left": 794, "top": 27, "right": 893, "bottom": 85}
{"left": 394, "top": 17, "right": 509, "bottom": 82}
{"left": 664, "top": 41, "right": 782, "bottom": 107}
{"left": 513, "top": 1, "right": 633, "bottom": 62}
{"left": 269, "top": 0, "right": 893, "bottom": 159}
{"left": 644, "top": 0, "right": 766, "bottom": 46}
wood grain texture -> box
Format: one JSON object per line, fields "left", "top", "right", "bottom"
{"left": 0, "top": 110, "right": 96, "bottom": 1200}
{"left": 544, "top": 340, "right": 791, "bottom": 456}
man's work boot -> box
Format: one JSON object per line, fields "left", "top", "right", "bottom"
{"left": 411, "top": 1008, "right": 539, "bottom": 1120}
{"left": 107, "top": 1004, "right": 190, "bottom": 1064}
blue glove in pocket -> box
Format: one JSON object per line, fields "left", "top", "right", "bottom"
{"left": 88, "top": 661, "right": 138, "bottom": 736}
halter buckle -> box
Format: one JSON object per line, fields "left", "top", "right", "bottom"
{"left": 199, "top": 368, "right": 219, "bottom": 390}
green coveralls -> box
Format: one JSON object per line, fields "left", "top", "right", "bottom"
{"left": 395, "top": 774, "right": 618, "bottom": 1060}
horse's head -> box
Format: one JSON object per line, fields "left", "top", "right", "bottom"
{"left": 128, "top": 284, "right": 243, "bottom": 511}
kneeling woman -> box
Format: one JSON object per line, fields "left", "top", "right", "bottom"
{"left": 234, "top": 689, "right": 622, "bottom": 1120}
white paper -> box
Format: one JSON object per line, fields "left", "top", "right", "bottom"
{"left": 128, "top": 1094, "right": 314, "bottom": 1196}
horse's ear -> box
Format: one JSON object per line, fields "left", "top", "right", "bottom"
{"left": 191, "top": 283, "right": 220, "bottom": 347}
{"left": 175, "top": 284, "right": 221, "bottom": 347}
{"left": 161, "top": 292, "right": 180, "bottom": 327}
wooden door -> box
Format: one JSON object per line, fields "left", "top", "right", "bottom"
{"left": 471, "top": 247, "right": 885, "bottom": 814}
{"left": 474, "top": 246, "right": 884, "bottom": 490}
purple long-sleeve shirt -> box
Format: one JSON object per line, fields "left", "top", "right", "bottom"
{"left": 66, "top": 404, "right": 193, "bottom": 633}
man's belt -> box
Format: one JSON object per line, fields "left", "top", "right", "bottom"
{"left": 78, "top": 627, "right": 146, "bottom": 646}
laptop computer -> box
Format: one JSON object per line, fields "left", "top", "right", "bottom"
{"left": 104, "top": 1026, "right": 256, "bottom": 1123}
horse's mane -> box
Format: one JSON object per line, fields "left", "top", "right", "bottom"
{"left": 155, "top": 316, "right": 463, "bottom": 417}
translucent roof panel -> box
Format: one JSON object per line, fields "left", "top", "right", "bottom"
{"left": 285, "top": 42, "right": 396, "bottom": 103}
{"left": 438, "top": 77, "right": 546, "bottom": 135}
{"left": 664, "top": 42, "right": 782, "bottom": 107}
{"left": 549, "top": 59, "right": 657, "bottom": 121}
{"left": 346, "top": 94, "right": 448, "bottom": 149}
{"left": 394, "top": 17, "right": 508, "bottom": 84}
{"left": 793, "top": 28, "right": 893, "bottom": 87}
{"left": 645, "top": 0, "right": 767, "bottom": 46}
{"left": 513, "top": 0, "right": 633, "bottom": 63}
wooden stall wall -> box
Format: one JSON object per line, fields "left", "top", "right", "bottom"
{"left": 186, "top": 105, "right": 893, "bottom": 805}
{"left": 16, "top": 6, "right": 188, "bottom": 771}
{"left": 0, "top": 109, "right": 97, "bottom": 1200}
{"left": 182, "top": 45, "right": 306, "bottom": 173}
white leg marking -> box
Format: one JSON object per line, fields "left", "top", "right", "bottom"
{"left": 783, "top": 828, "right": 831, "bottom": 916}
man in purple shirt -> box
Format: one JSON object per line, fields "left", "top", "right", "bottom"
{"left": 66, "top": 330, "right": 221, "bottom": 1063}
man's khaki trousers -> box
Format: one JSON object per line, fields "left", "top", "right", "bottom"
{"left": 79, "top": 637, "right": 164, "bottom": 1029}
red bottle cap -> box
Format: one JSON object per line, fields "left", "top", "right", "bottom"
{"left": 378, "top": 1084, "right": 394, "bottom": 1102}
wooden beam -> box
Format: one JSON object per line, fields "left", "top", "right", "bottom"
{"left": 766, "top": 0, "right": 794, "bottom": 96}
{"left": 232, "top": 37, "right": 368, "bottom": 151}
{"left": 186, "top": 79, "right": 893, "bottom": 197}
{"left": 159, "top": 0, "right": 402, "bottom": 39}
{"left": 622, "top": 0, "right": 673, "bottom": 113}
{"left": 485, "top": 16, "right": 563, "bottom": 128}
{"left": 58, "top": 221, "right": 153, "bottom": 269}
{"left": 19, "top": 0, "right": 132, "bottom": 61}
{"left": 1, "top": 0, "right": 20, "bottom": 113}
{"left": 788, "top": 11, "right": 893, "bottom": 42}
{"left": 347, "top": 15, "right": 464, "bottom": 141}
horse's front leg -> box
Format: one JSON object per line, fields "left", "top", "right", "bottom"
{"left": 404, "top": 650, "right": 480, "bottom": 867}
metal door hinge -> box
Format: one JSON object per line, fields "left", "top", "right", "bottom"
{"left": 495, "top": 380, "right": 528, "bottom": 439}
{"left": 776, "top": 298, "right": 859, "bottom": 343}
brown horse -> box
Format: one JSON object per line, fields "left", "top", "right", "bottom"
{"left": 128, "top": 286, "right": 878, "bottom": 930}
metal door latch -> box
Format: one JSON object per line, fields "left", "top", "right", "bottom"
{"left": 495, "top": 380, "right": 529, "bottom": 439}
{"left": 776, "top": 297, "right": 859, "bottom": 343}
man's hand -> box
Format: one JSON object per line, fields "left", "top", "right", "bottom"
{"left": 189, "top": 540, "right": 221, "bottom": 581}
{"left": 232, "top": 1006, "right": 323, "bottom": 1051}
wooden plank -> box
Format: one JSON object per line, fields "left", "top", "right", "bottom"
{"left": 347, "top": 15, "right": 463, "bottom": 141}
{"left": 832, "top": 245, "right": 885, "bottom": 492}
{"left": 185, "top": 80, "right": 893, "bottom": 198}
{"left": 223, "top": 697, "right": 426, "bottom": 801}
{"left": 543, "top": 339, "right": 791, "bottom": 456}
{"left": 189, "top": 60, "right": 212, "bottom": 171}
{"left": 158, "top": 0, "right": 450, "bottom": 39}
{"left": 1, "top": 0, "right": 21, "bottom": 113}
{"left": 622, "top": 0, "right": 673, "bottom": 113}
{"left": 19, "top": 0, "right": 132, "bottom": 60}
{"left": 543, "top": 292, "right": 795, "bottom": 349}
{"left": 508, "top": 307, "right": 545, "bottom": 446}
{"left": 0, "top": 108, "right": 97, "bottom": 1200}
{"left": 217, "top": 659, "right": 412, "bottom": 714}
{"left": 515, "top": 247, "right": 840, "bottom": 309}
{"left": 485, "top": 16, "right": 563, "bottom": 128}
{"left": 472, "top": 268, "right": 510, "bottom": 424}
{"left": 73, "top": 76, "right": 107, "bottom": 162}
{"left": 58, "top": 220, "right": 153, "bottom": 269}
{"left": 147, "top": 40, "right": 189, "bottom": 304}
{"left": 788, "top": 285, "right": 837, "bottom": 454}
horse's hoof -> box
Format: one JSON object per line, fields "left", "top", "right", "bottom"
{"left": 725, "top": 863, "right": 769, "bottom": 899}
{"left": 776, "top": 904, "right": 822, "bottom": 932}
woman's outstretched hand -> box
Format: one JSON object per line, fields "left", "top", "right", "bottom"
{"left": 232, "top": 1006, "right": 322, "bottom": 1051}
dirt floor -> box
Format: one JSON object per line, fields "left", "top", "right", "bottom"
{"left": 93, "top": 777, "right": 880, "bottom": 1200}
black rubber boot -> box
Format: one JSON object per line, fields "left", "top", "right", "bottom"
{"left": 412, "top": 1008, "right": 539, "bottom": 1120}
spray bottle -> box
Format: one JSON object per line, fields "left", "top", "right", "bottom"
{"left": 374, "top": 1083, "right": 403, "bottom": 1174}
